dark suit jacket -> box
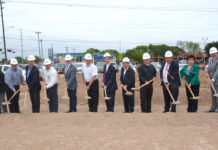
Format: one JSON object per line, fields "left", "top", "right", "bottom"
{"left": 120, "top": 66, "right": 135, "bottom": 91}
{"left": 0, "top": 70, "right": 5, "bottom": 92}
{"left": 25, "top": 65, "right": 41, "bottom": 90}
{"left": 103, "top": 63, "right": 118, "bottom": 93}
{"left": 160, "top": 60, "right": 181, "bottom": 86}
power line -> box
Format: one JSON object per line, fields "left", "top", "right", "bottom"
{"left": 5, "top": 0, "right": 218, "bottom": 13}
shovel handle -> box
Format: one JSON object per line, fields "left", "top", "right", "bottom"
{"left": 163, "top": 82, "right": 176, "bottom": 104}
{"left": 185, "top": 81, "right": 195, "bottom": 97}
{"left": 8, "top": 89, "right": 20, "bottom": 103}
{"left": 139, "top": 78, "right": 155, "bottom": 89}
{"left": 208, "top": 78, "right": 217, "bottom": 94}
{"left": 121, "top": 84, "right": 128, "bottom": 93}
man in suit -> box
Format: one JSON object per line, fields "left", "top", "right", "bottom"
{"left": 64, "top": 54, "right": 77, "bottom": 113}
{"left": 25, "top": 55, "right": 41, "bottom": 113}
{"left": 103, "top": 53, "right": 118, "bottom": 112}
{"left": 138, "top": 53, "right": 156, "bottom": 113}
{"left": 206, "top": 47, "right": 218, "bottom": 112}
{"left": 120, "top": 57, "right": 135, "bottom": 113}
{"left": 160, "top": 51, "right": 181, "bottom": 113}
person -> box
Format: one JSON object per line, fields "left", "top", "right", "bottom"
{"left": 42, "top": 58, "right": 58, "bottom": 113}
{"left": 82, "top": 54, "right": 99, "bottom": 112}
{"left": 160, "top": 51, "right": 181, "bottom": 113}
{"left": 120, "top": 57, "right": 135, "bottom": 113}
{"left": 206, "top": 47, "right": 218, "bottom": 113}
{"left": 180, "top": 54, "right": 200, "bottom": 112}
{"left": 138, "top": 53, "right": 156, "bottom": 113}
{"left": 0, "top": 69, "right": 7, "bottom": 113}
{"left": 25, "top": 55, "right": 41, "bottom": 113}
{"left": 4, "top": 58, "right": 25, "bottom": 113}
{"left": 64, "top": 54, "right": 77, "bottom": 113}
{"left": 103, "top": 53, "right": 118, "bottom": 112}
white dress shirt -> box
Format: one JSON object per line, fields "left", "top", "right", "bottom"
{"left": 42, "top": 66, "right": 58, "bottom": 89}
{"left": 82, "top": 63, "right": 98, "bottom": 82}
{"left": 106, "top": 63, "right": 111, "bottom": 72}
{"left": 163, "top": 63, "right": 170, "bottom": 83}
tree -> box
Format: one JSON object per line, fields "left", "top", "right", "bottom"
{"left": 149, "top": 44, "right": 182, "bottom": 57}
{"left": 124, "top": 45, "right": 148, "bottom": 63}
{"left": 205, "top": 41, "right": 218, "bottom": 55}
{"left": 14, "top": 56, "right": 27, "bottom": 64}
{"left": 177, "top": 41, "right": 202, "bottom": 52}
{"left": 86, "top": 48, "right": 100, "bottom": 54}
{"left": 101, "top": 49, "right": 122, "bottom": 63}
{"left": 35, "top": 56, "right": 42, "bottom": 63}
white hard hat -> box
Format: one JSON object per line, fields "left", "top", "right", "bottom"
{"left": 27, "top": 55, "right": 35, "bottom": 61}
{"left": 209, "top": 47, "right": 218, "bottom": 54}
{"left": 103, "top": 52, "right": 111, "bottom": 58}
{"left": 143, "top": 53, "right": 151, "bottom": 59}
{"left": 44, "top": 58, "right": 51, "bottom": 65}
{"left": 84, "top": 53, "right": 92, "bottom": 60}
{"left": 122, "top": 57, "right": 130, "bottom": 63}
{"left": 65, "top": 54, "right": 72, "bottom": 61}
{"left": 10, "top": 58, "right": 18, "bottom": 65}
{"left": 165, "top": 50, "right": 173, "bottom": 57}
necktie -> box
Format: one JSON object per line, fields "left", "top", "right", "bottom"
{"left": 103, "top": 65, "right": 106, "bottom": 83}
{"left": 65, "top": 64, "right": 70, "bottom": 73}
{"left": 164, "top": 64, "right": 169, "bottom": 78}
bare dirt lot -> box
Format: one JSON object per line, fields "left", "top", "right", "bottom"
{"left": 0, "top": 71, "right": 218, "bottom": 150}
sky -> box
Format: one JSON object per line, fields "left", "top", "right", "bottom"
{"left": 0, "top": 0, "right": 218, "bottom": 59}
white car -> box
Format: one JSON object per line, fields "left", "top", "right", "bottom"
{"left": 73, "top": 62, "right": 84, "bottom": 74}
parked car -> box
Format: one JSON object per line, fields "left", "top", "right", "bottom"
{"left": 54, "top": 63, "right": 65, "bottom": 74}
{"left": 96, "top": 62, "right": 105, "bottom": 73}
{"left": 0, "top": 64, "right": 10, "bottom": 73}
{"left": 18, "top": 64, "right": 27, "bottom": 81}
{"left": 111, "top": 62, "right": 118, "bottom": 72}
{"left": 73, "top": 62, "right": 84, "bottom": 74}
{"left": 151, "top": 62, "right": 161, "bottom": 72}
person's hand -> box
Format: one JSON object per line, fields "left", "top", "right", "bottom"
{"left": 83, "top": 81, "right": 86, "bottom": 85}
{"left": 86, "top": 85, "right": 90, "bottom": 91}
{"left": 124, "top": 85, "right": 127, "bottom": 90}
{"left": 104, "top": 85, "right": 107, "bottom": 91}
{"left": 189, "top": 84, "right": 191, "bottom": 88}
{"left": 153, "top": 77, "right": 156, "bottom": 81}
{"left": 22, "top": 83, "right": 25, "bottom": 86}
{"left": 182, "top": 77, "right": 185, "bottom": 80}
{"left": 211, "top": 81, "right": 214, "bottom": 86}
{"left": 167, "top": 83, "right": 170, "bottom": 89}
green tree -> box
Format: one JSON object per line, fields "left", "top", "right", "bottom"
{"left": 177, "top": 41, "right": 202, "bottom": 52}
{"left": 86, "top": 48, "right": 100, "bottom": 54}
{"left": 101, "top": 49, "right": 122, "bottom": 63}
{"left": 205, "top": 41, "right": 218, "bottom": 55}
{"left": 149, "top": 44, "right": 183, "bottom": 57}
{"left": 35, "top": 56, "right": 42, "bottom": 63}
{"left": 125, "top": 45, "right": 148, "bottom": 63}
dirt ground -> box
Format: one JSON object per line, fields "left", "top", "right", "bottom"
{"left": 0, "top": 71, "right": 218, "bottom": 150}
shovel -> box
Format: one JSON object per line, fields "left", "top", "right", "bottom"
{"left": 43, "top": 83, "right": 49, "bottom": 101}
{"left": 131, "top": 78, "right": 155, "bottom": 91}
{"left": 163, "top": 82, "right": 180, "bottom": 105}
{"left": 121, "top": 85, "right": 133, "bottom": 96}
{"left": 62, "top": 87, "right": 68, "bottom": 100}
{"left": 103, "top": 86, "right": 110, "bottom": 100}
{"left": 185, "top": 81, "right": 200, "bottom": 100}
{"left": 208, "top": 78, "right": 218, "bottom": 97}
{"left": 84, "top": 85, "right": 91, "bottom": 99}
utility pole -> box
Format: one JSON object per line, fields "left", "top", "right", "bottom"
{"left": 0, "top": 0, "right": 7, "bottom": 62}
{"left": 35, "top": 31, "right": 41, "bottom": 59}
{"left": 20, "top": 29, "right": 24, "bottom": 63}
{"left": 40, "top": 39, "right": 43, "bottom": 59}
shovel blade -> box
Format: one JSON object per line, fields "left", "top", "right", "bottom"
{"left": 125, "top": 92, "right": 133, "bottom": 96}
{"left": 213, "top": 94, "right": 218, "bottom": 97}
{"left": 104, "top": 97, "right": 111, "bottom": 100}
{"left": 190, "top": 96, "right": 200, "bottom": 100}
{"left": 1, "top": 102, "right": 10, "bottom": 105}
{"left": 172, "top": 101, "right": 180, "bottom": 105}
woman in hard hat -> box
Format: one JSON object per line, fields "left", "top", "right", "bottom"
{"left": 138, "top": 53, "right": 156, "bottom": 113}
{"left": 120, "top": 57, "right": 135, "bottom": 113}
{"left": 25, "top": 55, "right": 41, "bottom": 113}
{"left": 4, "top": 58, "right": 25, "bottom": 113}
{"left": 180, "top": 54, "right": 200, "bottom": 112}
{"left": 160, "top": 51, "right": 181, "bottom": 113}
{"left": 206, "top": 47, "right": 218, "bottom": 113}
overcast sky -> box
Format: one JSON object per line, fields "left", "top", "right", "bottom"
{"left": 0, "top": 0, "right": 218, "bottom": 59}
